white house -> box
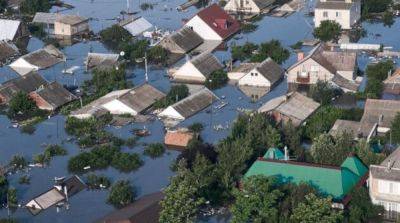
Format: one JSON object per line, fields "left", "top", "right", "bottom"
{"left": 314, "top": 0, "right": 361, "bottom": 29}
{"left": 172, "top": 53, "right": 223, "bottom": 84}
{"left": 224, "top": 0, "right": 275, "bottom": 14}
{"left": 184, "top": 4, "right": 240, "bottom": 41}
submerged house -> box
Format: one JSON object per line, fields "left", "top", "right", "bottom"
{"left": 314, "top": 0, "right": 361, "bottom": 29}
{"left": 159, "top": 27, "right": 203, "bottom": 55}
{"left": 120, "top": 16, "right": 153, "bottom": 37}
{"left": 158, "top": 88, "right": 218, "bottom": 121}
{"left": 0, "top": 40, "right": 19, "bottom": 66}
{"left": 9, "top": 45, "right": 66, "bottom": 75}
{"left": 258, "top": 92, "right": 320, "bottom": 127}
{"left": 224, "top": 0, "right": 275, "bottom": 14}
{"left": 71, "top": 84, "right": 165, "bottom": 119}
{"left": 0, "top": 19, "right": 28, "bottom": 42}
{"left": 54, "top": 15, "right": 90, "bottom": 37}
{"left": 85, "top": 53, "right": 120, "bottom": 71}
{"left": 172, "top": 53, "right": 223, "bottom": 84}
{"left": 164, "top": 128, "right": 196, "bottom": 150}
{"left": 32, "top": 12, "right": 59, "bottom": 34}
{"left": 29, "top": 82, "right": 77, "bottom": 111}
{"left": 25, "top": 176, "right": 86, "bottom": 215}
{"left": 287, "top": 43, "right": 359, "bottom": 92}
{"left": 185, "top": 4, "right": 240, "bottom": 41}
{"left": 383, "top": 68, "right": 400, "bottom": 95}
{"left": 245, "top": 148, "right": 368, "bottom": 207}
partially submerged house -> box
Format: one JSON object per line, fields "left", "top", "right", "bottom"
{"left": 237, "top": 57, "right": 285, "bottom": 91}
{"left": 94, "top": 192, "right": 164, "bottom": 223}
{"left": 54, "top": 15, "right": 90, "bottom": 37}
{"left": 287, "top": 43, "right": 359, "bottom": 92}
{"left": 29, "top": 82, "right": 77, "bottom": 111}
{"left": 25, "top": 176, "right": 86, "bottom": 215}
{"left": 164, "top": 128, "right": 196, "bottom": 150}
{"left": 314, "top": 0, "right": 361, "bottom": 29}
{"left": 185, "top": 4, "right": 240, "bottom": 41}
{"left": 71, "top": 84, "right": 165, "bottom": 119}
{"left": 383, "top": 68, "right": 400, "bottom": 95}
{"left": 120, "top": 16, "right": 153, "bottom": 37}
{"left": 172, "top": 53, "right": 223, "bottom": 84}
{"left": 0, "top": 19, "right": 28, "bottom": 42}
{"left": 9, "top": 45, "right": 66, "bottom": 75}
{"left": 0, "top": 72, "right": 47, "bottom": 104}
{"left": 32, "top": 12, "right": 59, "bottom": 34}
{"left": 85, "top": 53, "right": 120, "bottom": 71}
{"left": 0, "top": 40, "right": 19, "bottom": 66}
{"left": 158, "top": 88, "right": 218, "bottom": 121}
{"left": 245, "top": 148, "right": 368, "bottom": 207}
{"left": 224, "top": 0, "right": 275, "bottom": 14}
{"left": 258, "top": 92, "right": 320, "bottom": 127}
{"left": 228, "top": 62, "right": 259, "bottom": 81}
{"left": 370, "top": 148, "right": 400, "bottom": 219}
{"left": 159, "top": 27, "right": 203, "bottom": 54}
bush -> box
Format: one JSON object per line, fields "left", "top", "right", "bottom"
{"left": 111, "top": 153, "right": 143, "bottom": 172}
{"left": 7, "top": 92, "right": 39, "bottom": 120}
{"left": 100, "top": 25, "right": 132, "bottom": 45}
{"left": 147, "top": 46, "right": 169, "bottom": 65}
{"left": 140, "top": 3, "right": 153, "bottom": 10}
{"left": 231, "top": 42, "right": 258, "bottom": 61}
{"left": 250, "top": 40, "right": 290, "bottom": 64}
{"left": 20, "top": 124, "right": 36, "bottom": 134}
{"left": 18, "top": 175, "right": 30, "bottom": 185}
{"left": 9, "top": 155, "right": 27, "bottom": 170}
{"left": 308, "top": 80, "right": 342, "bottom": 105}
{"left": 188, "top": 123, "right": 204, "bottom": 133}
{"left": 313, "top": 20, "right": 342, "bottom": 42}
{"left": 154, "top": 84, "right": 189, "bottom": 108}
{"left": 86, "top": 174, "right": 111, "bottom": 189}
{"left": 365, "top": 60, "right": 394, "bottom": 98}
{"left": 20, "top": 0, "right": 51, "bottom": 15}
{"left": 143, "top": 143, "right": 165, "bottom": 158}
{"left": 205, "top": 69, "right": 228, "bottom": 90}
{"left": 125, "top": 137, "right": 138, "bottom": 148}
{"left": 107, "top": 180, "right": 136, "bottom": 209}
{"left": 241, "top": 23, "right": 258, "bottom": 33}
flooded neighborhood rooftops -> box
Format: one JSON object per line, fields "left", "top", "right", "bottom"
{"left": 85, "top": 53, "right": 120, "bottom": 70}
{"left": 329, "top": 119, "right": 361, "bottom": 138}
{"left": 120, "top": 16, "right": 153, "bottom": 36}
{"left": 191, "top": 53, "right": 223, "bottom": 77}
{"left": 168, "top": 27, "right": 203, "bottom": 52}
{"left": 360, "top": 99, "right": 400, "bottom": 130}
{"left": 56, "top": 15, "right": 89, "bottom": 25}
{"left": 0, "top": 72, "right": 47, "bottom": 103}
{"left": 31, "top": 82, "right": 77, "bottom": 110}
{"left": 0, "top": 19, "right": 21, "bottom": 41}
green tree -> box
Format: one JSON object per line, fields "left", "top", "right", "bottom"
{"left": 188, "top": 122, "right": 204, "bottom": 133}
{"left": 282, "top": 121, "right": 305, "bottom": 161}
{"left": 231, "top": 176, "right": 283, "bottom": 223}
{"left": 347, "top": 187, "right": 383, "bottom": 223}
{"left": 0, "top": 176, "right": 9, "bottom": 204}
{"left": 231, "top": 42, "right": 258, "bottom": 61}
{"left": 205, "top": 69, "right": 228, "bottom": 90}
{"left": 111, "top": 153, "right": 143, "bottom": 172}
{"left": 7, "top": 188, "right": 18, "bottom": 208}
{"left": 143, "top": 143, "right": 165, "bottom": 158}
{"left": 154, "top": 84, "right": 189, "bottom": 108}
{"left": 100, "top": 25, "right": 132, "bottom": 45}
{"left": 147, "top": 45, "right": 169, "bottom": 65}
{"left": 365, "top": 60, "right": 394, "bottom": 98}
{"left": 309, "top": 80, "right": 342, "bottom": 106}
{"left": 87, "top": 68, "right": 130, "bottom": 97}
{"left": 20, "top": 0, "right": 51, "bottom": 15}
{"left": 313, "top": 20, "right": 342, "bottom": 42}
{"left": 310, "top": 132, "right": 354, "bottom": 165}
{"left": 107, "top": 180, "right": 135, "bottom": 208}
{"left": 391, "top": 112, "right": 400, "bottom": 144}
{"left": 250, "top": 40, "right": 290, "bottom": 64}
{"left": 354, "top": 140, "right": 386, "bottom": 166}
{"left": 290, "top": 193, "right": 343, "bottom": 223}
{"left": 0, "top": 0, "right": 7, "bottom": 13}
{"left": 382, "top": 10, "right": 395, "bottom": 27}
{"left": 7, "top": 91, "right": 38, "bottom": 119}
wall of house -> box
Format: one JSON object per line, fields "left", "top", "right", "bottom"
{"left": 224, "top": 0, "right": 261, "bottom": 14}
{"left": 185, "top": 16, "right": 222, "bottom": 41}
{"left": 54, "top": 22, "right": 89, "bottom": 36}
{"left": 227, "top": 71, "right": 247, "bottom": 81}
{"left": 370, "top": 175, "right": 400, "bottom": 214}
{"left": 337, "top": 70, "right": 355, "bottom": 80}
{"left": 314, "top": 8, "right": 352, "bottom": 29}
{"left": 287, "top": 58, "right": 334, "bottom": 84}
{"left": 173, "top": 61, "right": 207, "bottom": 83}
{"left": 102, "top": 99, "right": 137, "bottom": 116}
{"left": 159, "top": 106, "right": 185, "bottom": 120}
{"left": 9, "top": 58, "right": 39, "bottom": 73}
{"left": 238, "top": 68, "right": 271, "bottom": 87}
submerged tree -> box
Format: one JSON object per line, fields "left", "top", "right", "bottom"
{"left": 107, "top": 180, "right": 136, "bottom": 209}
{"left": 313, "top": 20, "right": 342, "bottom": 42}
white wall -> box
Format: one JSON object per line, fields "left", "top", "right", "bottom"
{"left": 238, "top": 68, "right": 271, "bottom": 87}
{"left": 102, "top": 99, "right": 137, "bottom": 115}
{"left": 185, "top": 16, "right": 222, "bottom": 41}
{"left": 287, "top": 58, "right": 334, "bottom": 84}
{"left": 314, "top": 8, "right": 351, "bottom": 29}
{"left": 173, "top": 61, "right": 207, "bottom": 83}
{"left": 9, "top": 58, "right": 39, "bottom": 75}
{"left": 159, "top": 106, "right": 185, "bottom": 120}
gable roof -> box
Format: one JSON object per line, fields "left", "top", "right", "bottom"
{"left": 167, "top": 27, "right": 203, "bottom": 53}
{"left": 32, "top": 12, "right": 59, "bottom": 24}
{"left": 231, "top": 62, "right": 259, "bottom": 73}
{"left": 120, "top": 17, "right": 153, "bottom": 36}
{"left": 195, "top": 4, "right": 240, "bottom": 39}
{"left": 0, "top": 19, "right": 21, "bottom": 41}
{"left": 315, "top": 0, "right": 355, "bottom": 10}
{"left": 165, "top": 129, "right": 195, "bottom": 148}
{"left": 56, "top": 15, "right": 88, "bottom": 25}
{"left": 0, "top": 72, "right": 47, "bottom": 102}
{"left": 0, "top": 40, "right": 19, "bottom": 64}
{"left": 255, "top": 57, "right": 284, "bottom": 85}
{"left": 253, "top": 0, "right": 275, "bottom": 10}
{"left": 384, "top": 68, "right": 400, "bottom": 84}
{"left": 117, "top": 84, "right": 166, "bottom": 113}
{"left": 191, "top": 53, "right": 223, "bottom": 77}
{"left": 360, "top": 99, "right": 400, "bottom": 130}
{"left": 34, "top": 82, "right": 77, "bottom": 109}
{"left": 370, "top": 148, "right": 400, "bottom": 181}
{"left": 329, "top": 119, "right": 361, "bottom": 138}
{"left": 245, "top": 154, "right": 368, "bottom": 199}
{"left": 263, "top": 148, "right": 285, "bottom": 160}
{"left": 331, "top": 74, "right": 359, "bottom": 92}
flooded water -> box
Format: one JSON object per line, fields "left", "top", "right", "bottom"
{"left": 0, "top": 0, "right": 399, "bottom": 222}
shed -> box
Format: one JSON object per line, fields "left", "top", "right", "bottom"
{"left": 120, "top": 17, "right": 153, "bottom": 37}
{"left": 54, "top": 15, "right": 90, "bottom": 36}
{"left": 29, "top": 82, "right": 77, "bottom": 111}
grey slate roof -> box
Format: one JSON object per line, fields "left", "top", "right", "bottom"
{"left": 360, "top": 99, "right": 400, "bottom": 130}
{"left": 315, "top": 0, "right": 354, "bottom": 10}
{"left": 169, "top": 27, "right": 203, "bottom": 53}
{"left": 370, "top": 148, "right": 400, "bottom": 181}
{"left": 255, "top": 57, "right": 284, "bottom": 85}
{"left": 35, "top": 82, "right": 77, "bottom": 109}
{"left": 117, "top": 84, "right": 166, "bottom": 113}
{"left": 18, "top": 45, "right": 65, "bottom": 69}
{"left": 332, "top": 74, "right": 359, "bottom": 92}
{"left": 329, "top": 119, "right": 361, "bottom": 138}
{"left": 0, "top": 72, "right": 47, "bottom": 103}
{"left": 170, "top": 88, "right": 218, "bottom": 119}
{"left": 191, "top": 53, "right": 223, "bottom": 77}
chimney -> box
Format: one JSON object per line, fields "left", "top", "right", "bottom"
{"left": 297, "top": 51, "right": 304, "bottom": 61}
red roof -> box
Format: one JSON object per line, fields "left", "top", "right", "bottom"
{"left": 196, "top": 4, "right": 240, "bottom": 40}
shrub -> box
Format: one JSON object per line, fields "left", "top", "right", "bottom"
{"left": 86, "top": 174, "right": 111, "bottom": 189}
{"left": 20, "top": 124, "right": 36, "bottom": 134}
{"left": 125, "top": 137, "right": 138, "bottom": 148}
{"left": 9, "top": 155, "right": 27, "bottom": 170}
{"left": 154, "top": 84, "right": 189, "bottom": 108}
{"left": 100, "top": 25, "right": 132, "bottom": 45}
{"left": 143, "top": 143, "right": 165, "bottom": 158}
{"left": 18, "top": 175, "right": 30, "bottom": 185}
{"left": 206, "top": 69, "right": 228, "bottom": 90}
{"left": 107, "top": 180, "right": 136, "bottom": 209}
{"left": 111, "top": 153, "right": 143, "bottom": 172}
{"left": 313, "top": 20, "right": 342, "bottom": 42}
{"left": 188, "top": 123, "right": 204, "bottom": 133}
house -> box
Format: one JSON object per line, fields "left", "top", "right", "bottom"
{"left": 85, "top": 53, "right": 120, "bottom": 71}
{"left": 9, "top": 45, "right": 66, "bottom": 75}
{"left": 287, "top": 43, "right": 359, "bottom": 92}
{"left": 159, "top": 88, "right": 218, "bottom": 121}
{"left": 245, "top": 148, "right": 368, "bottom": 206}
{"left": 26, "top": 176, "right": 86, "bottom": 215}
{"left": 0, "top": 72, "right": 47, "bottom": 104}
{"left": 224, "top": 0, "right": 275, "bottom": 14}
{"left": 70, "top": 84, "right": 165, "bottom": 119}
{"left": 54, "top": 15, "right": 89, "bottom": 36}
{"left": 258, "top": 92, "right": 320, "bottom": 127}
{"left": 29, "top": 82, "right": 77, "bottom": 111}
{"left": 383, "top": 68, "right": 400, "bottom": 95}
{"left": 0, "top": 40, "right": 19, "bottom": 66}
{"left": 32, "top": 12, "right": 59, "bottom": 34}
{"left": 277, "top": 0, "right": 304, "bottom": 12}
{"left": 0, "top": 19, "right": 28, "bottom": 41}
{"left": 94, "top": 192, "right": 164, "bottom": 223}
{"left": 159, "top": 27, "right": 203, "bottom": 54}
{"left": 164, "top": 128, "right": 195, "bottom": 150}
{"left": 120, "top": 16, "right": 153, "bottom": 37}
{"left": 172, "top": 53, "right": 223, "bottom": 84}
{"left": 228, "top": 62, "right": 259, "bottom": 81}
{"left": 185, "top": 4, "right": 240, "bottom": 41}
{"left": 314, "top": 0, "right": 361, "bottom": 29}
{"left": 370, "top": 148, "right": 400, "bottom": 219}
{"left": 329, "top": 119, "right": 361, "bottom": 139}
{"left": 237, "top": 57, "right": 285, "bottom": 91}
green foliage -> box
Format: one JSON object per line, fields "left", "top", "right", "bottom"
{"left": 125, "top": 137, "right": 138, "bottom": 148}
{"left": 365, "top": 60, "right": 394, "bottom": 98}
{"left": 362, "top": 0, "right": 391, "bottom": 16}
{"left": 0, "top": 176, "right": 9, "bottom": 203}
{"left": 310, "top": 132, "right": 354, "bottom": 165}
{"left": 154, "top": 84, "right": 189, "bottom": 108}
{"left": 147, "top": 46, "right": 169, "bottom": 65}
{"left": 34, "top": 144, "right": 67, "bottom": 165}
{"left": 347, "top": 187, "right": 383, "bottom": 222}
{"left": 143, "top": 143, "right": 165, "bottom": 158}
{"left": 100, "top": 25, "right": 132, "bottom": 44}
{"left": 28, "top": 23, "right": 46, "bottom": 38}
{"left": 308, "top": 80, "right": 342, "bottom": 105}
{"left": 86, "top": 174, "right": 111, "bottom": 189}
{"left": 20, "top": 0, "right": 51, "bottom": 14}
{"left": 354, "top": 140, "right": 386, "bottom": 166}
{"left": 107, "top": 180, "right": 136, "bottom": 209}
{"left": 250, "top": 40, "right": 290, "bottom": 64}
{"left": 18, "top": 175, "right": 30, "bottom": 185}
{"left": 382, "top": 10, "right": 395, "bottom": 27}
{"left": 20, "top": 124, "right": 36, "bottom": 135}
{"left": 140, "top": 3, "right": 153, "bottom": 10}
{"left": 231, "top": 176, "right": 283, "bottom": 223}
{"left": 7, "top": 92, "right": 38, "bottom": 120}
{"left": 0, "top": 219, "right": 18, "bottom": 223}
{"left": 290, "top": 41, "right": 303, "bottom": 50}
{"left": 313, "top": 20, "right": 342, "bottom": 42}
{"left": 0, "top": 0, "right": 7, "bottom": 13}
{"left": 7, "top": 187, "right": 18, "bottom": 207}
{"left": 9, "top": 155, "right": 27, "bottom": 170}
{"left": 282, "top": 121, "right": 305, "bottom": 161}
{"left": 240, "top": 23, "right": 258, "bottom": 33}
{"left": 111, "top": 153, "right": 143, "bottom": 172}
{"left": 231, "top": 42, "right": 258, "bottom": 61}
{"left": 205, "top": 69, "right": 228, "bottom": 90}
{"left": 88, "top": 68, "right": 131, "bottom": 97}
{"left": 290, "top": 193, "right": 343, "bottom": 222}
{"left": 188, "top": 122, "right": 204, "bottom": 133}
{"left": 391, "top": 112, "right": 400, "bottom": 144}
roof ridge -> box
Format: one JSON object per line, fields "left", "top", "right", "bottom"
{"left": 257, "top": 157, "right": 342, "bottom": 170}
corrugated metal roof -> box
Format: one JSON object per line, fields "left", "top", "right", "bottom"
{"left": 121, "top": 17, "right": 153, "bottom": 36}
{"left": 0, "top": 19, "right": 21, "bottom": 41}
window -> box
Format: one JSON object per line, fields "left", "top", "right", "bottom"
{"left": 323, "top": 11, "right": 328, "bottom": 17}
{"left": 336, "top": 11, "right": 341, "bottom": 17}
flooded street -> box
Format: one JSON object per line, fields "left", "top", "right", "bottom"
{"left": 0, "top": 0, "right": 399, "bottom": 222}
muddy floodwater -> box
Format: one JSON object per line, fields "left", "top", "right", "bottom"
{"left": 0, "top": 0, "right": 399, "bottom": 222}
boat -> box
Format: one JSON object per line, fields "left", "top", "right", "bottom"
{"left": 132, "top": 127, "right": 151, "bottom": 137}
{"left": 62, "top": 66, "right": 80, "bottom": 74}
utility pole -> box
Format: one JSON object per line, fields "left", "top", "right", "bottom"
{"left": 144, "top": 52, "right": 148, "bottom": 83}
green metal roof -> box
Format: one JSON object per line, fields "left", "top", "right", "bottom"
{"left": 263, "top": 148, "right": 285, "bottom": 160}
{"left": 244, "top": 156, "right": 368, "bottom": 199}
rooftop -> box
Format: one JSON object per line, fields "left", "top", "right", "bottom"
{"left": 190, "top": 53, "right": 223, "bottom": 77}
{"left": 329, "top": 119, "right": 361, "bottom": 138}
{"left": 167, "top": 27, "right": 203, "bottom": 53}
{"left": 231, "top": 63, "right": 259, "bottom": 73}
{"left": 316, "top": 0, "right": 356, "bottom": 10}
{"left": 120, "top": 16, "right": 153, "bottom": 36}
{"left": 0, "top": 19, "right": 21, "bottom": 41}
{"left": 255, "top": 57, "right": 285, "bottom": 84}
{"left": 0, "top": 40, "right": 19, "bottom": 64}
{"left": 56, "top": 15, "right": 89, "bottom": 25}
{"left": 86, "top": 53, "right": 119, "bottom": 70}
{"left": 34, "top": 82, "right": 77, "bottom": 109}
{"left": 360, "top": 99, "right": 400, "bottom": 130}
{"left": 0, "top": 72, "right": 47, "bottom": 103}
{"left": 32, "top": 12, "right": 59, "bottom": 24}
{"left": 370, "top": 148, "right": 400, "bottom": 182}
{"left": 164, "top": 129, "right": 195, "bottom": 149}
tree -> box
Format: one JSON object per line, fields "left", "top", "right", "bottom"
{"left": 20, "top": 0, "right": 51, "bottom": 15}
{"left": 7, "top": 92, "right": 38, "bottom": 119}
{"left": 282, "top": 121, "right": 305, "bottom": 161}
{"left": 313, "top": 20, "right": 342, "bottom": 42}
{"left": 0, "top": 176, "right": 9, "bottom": 204}
{"left": 290, "top": 193, "right": 343, "bottom": 223}
{"left": 87, "top": 68, "right": 130, "bottom": 97}
{"left": 230, "top": 176, "right": 283, "bottom": 223}
{"left": 107, "top": 180, "right": 136, "bottom": 208}
{"left": 99, "top": 25, "right": 132, "bottom": 45}
{"left": 365, "top": 60, "right": 394, "bottom": 98}
{"left": 231, "top": 42, "right": 258, "bottom": 61}
{"left": 7, "top": 187, "right": 18, "bottom": 208}
{"left": 382, "top": 10, "right": 395, "bottom": 27}
{"left": 0, "top": 0, "right": 7, "bottom": 13}
{"left": 143, "top": 143, "right": 165, "bottom": 158}
{"left": 250, "top": 40, "right": 290, "bottom": 64}
{"left": 308, "top": 80, "right": 342, "bottom": 106}
{"left": 391, "top": 112, "right": 400, "bottom": 144}
{"left": 205, "top": 69, "right": 228, "bottom": 90}
{"left": 354, "top": 140, "right": 386, "bottom": 166}
{"left": 188, "top": 122, "right": 204, "bottom": 133}
{"left": 154, "top": 84, "right": 189, "bottom": 108}
{"left": 347, "top": 187, "right": 383, "bottom": 223}
{"left": 147, "top": 46, "right": 169, "bottom": 65}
